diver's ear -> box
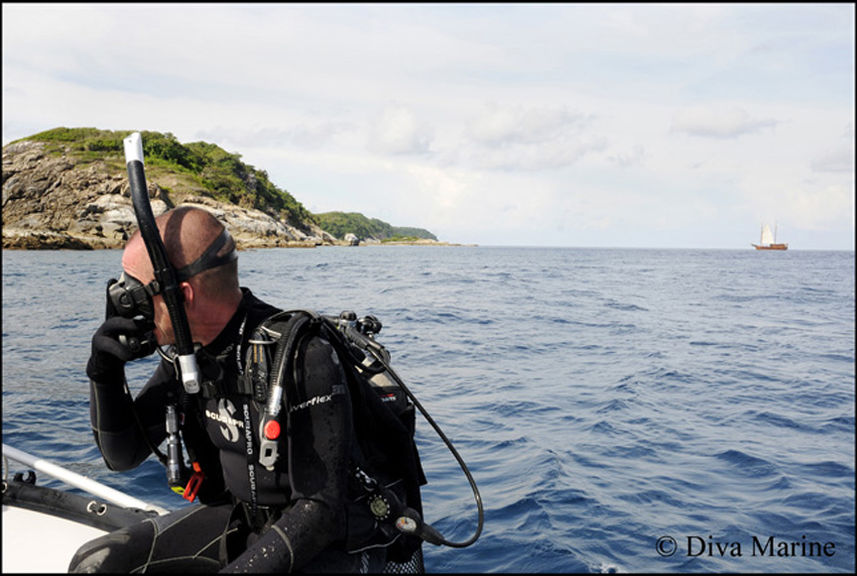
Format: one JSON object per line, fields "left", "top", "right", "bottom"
{"left": 180, "top": 281, "right": 195, "bottom": 310}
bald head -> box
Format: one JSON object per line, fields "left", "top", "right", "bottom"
{"left": 124, "top": 206, "right": 223, "bottom": 269}
{"left": 123, "top": 206, "right": 239, "bottom": 298}
{"left": 120, "top": 206, "right": 242, "bottom": 347}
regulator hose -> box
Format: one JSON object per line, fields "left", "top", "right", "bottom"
{"left": 339, "top": 320, "right": 484, "bottom": 549}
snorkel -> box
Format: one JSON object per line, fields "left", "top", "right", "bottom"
{"left": 123, "top": 132, "right": 201, "bottom": 395}
{"left": 124, "top": 132, "right": 200, "bottom": 495}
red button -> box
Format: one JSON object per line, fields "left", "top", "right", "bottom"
{"left": 264, "top": 420, "right": 280, "bottom": 440}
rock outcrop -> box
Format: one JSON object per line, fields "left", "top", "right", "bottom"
{"left": 2, "top": 140, "right": 336, "bottom": 250}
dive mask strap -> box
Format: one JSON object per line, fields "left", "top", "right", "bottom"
{"left": 174, "top": 228, "right": 237, "bottom": 282}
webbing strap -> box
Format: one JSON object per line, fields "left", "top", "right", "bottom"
{"left": 174, "top": 228, "right": 237, "bottom": 282}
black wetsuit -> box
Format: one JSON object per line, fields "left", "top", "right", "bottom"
{"left": 71, "top": 288, "right": 386, "bottom": 573}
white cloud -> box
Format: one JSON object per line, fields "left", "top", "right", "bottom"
{"left": 2, "top": 3, "right": 854, "bottom": 249}
{"left": 670, "top": 105, "right": 778, "bottom": 139}
{"left": 782, "top": 184, "right": 855, "bottom": 231}
{"left": 811, "top": 122, "right": 855, "bottom": 174}
{"left": 368, "top": 106, "right": 433, "bottom": 155}
{"left": 467, "top": 104, "right": 590, "bottom": 146}
{"left": 445, "top": 103, "right": 607, "bottom": 172}
{"left": 812, "top": 147, "right": 856, "bottom": 174}
{"left": 606, "top": 144, "right": 647, "bottom": 168}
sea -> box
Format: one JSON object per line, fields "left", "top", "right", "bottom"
{"left": 2, "top": 246, "right": 854, "bottom": 573}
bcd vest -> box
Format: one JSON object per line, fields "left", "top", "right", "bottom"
{"left": 183, "top": 309, "right": 427, "bottom": 562}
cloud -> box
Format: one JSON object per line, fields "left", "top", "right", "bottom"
{"left": 670, "top": 105, "right": 778, "bottom": 138}
{"left": 812, "top": 147, "right": 855, "bottom": 173}
{"left": 607, "top": 144, "right": 647, "bottom": 168}
{"left": 2, "top": 3, "right": 853, "bottom": 249}
{"left": 782, "top": 184, "right": 855, "bottom": 231}
{"left": 450, "top": 103, "right": 605, "bottom": 171}
{"left": 811, "top": 122, "right": 855, "bottom": 173}
{"left": 463, "top": 136, "right": 608, "bottom": 172}
{"left": 196, "top": 122, "right": 353, "bottom": 151}
{"left": 467, "top": 104, "right": 591, "bottom": 146}
{"left": 368, "top": 106, "right": 433, "bottom": 155}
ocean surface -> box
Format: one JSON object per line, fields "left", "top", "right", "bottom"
{"left": 2, "top": 246, "right": 854, "bottom": 573}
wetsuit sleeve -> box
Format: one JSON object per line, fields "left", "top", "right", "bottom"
{"left": 221, "top": 336, "right": 352, "bottom": 573}
{"left": 90, "top": 359, "right": 174, "bottom": 471}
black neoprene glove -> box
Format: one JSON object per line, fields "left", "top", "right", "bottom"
{"left": 86, "top": 316, "right": 157, "bottom": 381}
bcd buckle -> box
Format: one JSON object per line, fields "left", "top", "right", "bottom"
{"left": 171, "top": 462, "right": 205, "bottom": 502}
{"left": 258, "top": 415, "right": 281, "bottom": 470}
{"left": 184, "top": 462, "right": 205, "bottom": 502}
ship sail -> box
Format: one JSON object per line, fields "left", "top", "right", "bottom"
{"left": 760, "top": 224, "right": 774, "bottom": 245}
{"left": 752, "top": 222, "right": 788, "bottom": 250}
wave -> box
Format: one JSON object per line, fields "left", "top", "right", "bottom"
{"left": 713, "top": 449, "right": 780, "bottom": 478}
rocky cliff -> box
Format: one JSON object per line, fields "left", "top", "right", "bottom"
{"left": 2, "top": 138, "right": 336, "bottom": 250}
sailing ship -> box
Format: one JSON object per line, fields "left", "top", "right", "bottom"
{"left": 752, "top": 223, "right": 788, "bottom": 250}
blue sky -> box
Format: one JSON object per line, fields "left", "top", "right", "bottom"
{"left": 3, "top": 3, "right": 854, "bottom": 249}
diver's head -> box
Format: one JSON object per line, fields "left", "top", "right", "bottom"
{"left": 117, "top": 206, "right": 241, "bottom": 346}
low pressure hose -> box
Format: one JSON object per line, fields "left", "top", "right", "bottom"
{"left": 362, "top": 339, "right": 484, "bottom": 548}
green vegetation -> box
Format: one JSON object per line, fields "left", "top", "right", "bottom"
{"left": 314, "top": 211, "right": 437, "bottom": 241}
{"left": 15, "top": 127, "right": 439, "bottom": 242}
{"left": 22, "top": 127, "right": 314, "bottom": 229}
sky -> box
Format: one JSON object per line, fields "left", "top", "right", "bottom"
{"left": 2, "top": 3, "right": 854, "bottom": 250}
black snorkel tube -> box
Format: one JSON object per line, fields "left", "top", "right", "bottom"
{"left": 123, "top": 132, "right": 201, "bottom": 395}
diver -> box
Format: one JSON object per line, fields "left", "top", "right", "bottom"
{"left": 70, "top": 205, "right": 425, "bottom": 573}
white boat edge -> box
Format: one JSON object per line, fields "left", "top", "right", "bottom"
{"left": 3, "top": 443, "right": 169, "bottom": 573}
{"left": 2, "top": 503, "right": 109, "bottom": 573}
{"left": 3, "top": 444, "right": 168, "bottom": 515}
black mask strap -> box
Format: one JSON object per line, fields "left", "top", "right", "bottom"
{"left": 174, "top": 228, "right": 237, "bottom": 282}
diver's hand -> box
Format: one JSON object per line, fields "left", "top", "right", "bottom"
{"left": 86, "top": 316, "right": 157, "bottom": 380}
